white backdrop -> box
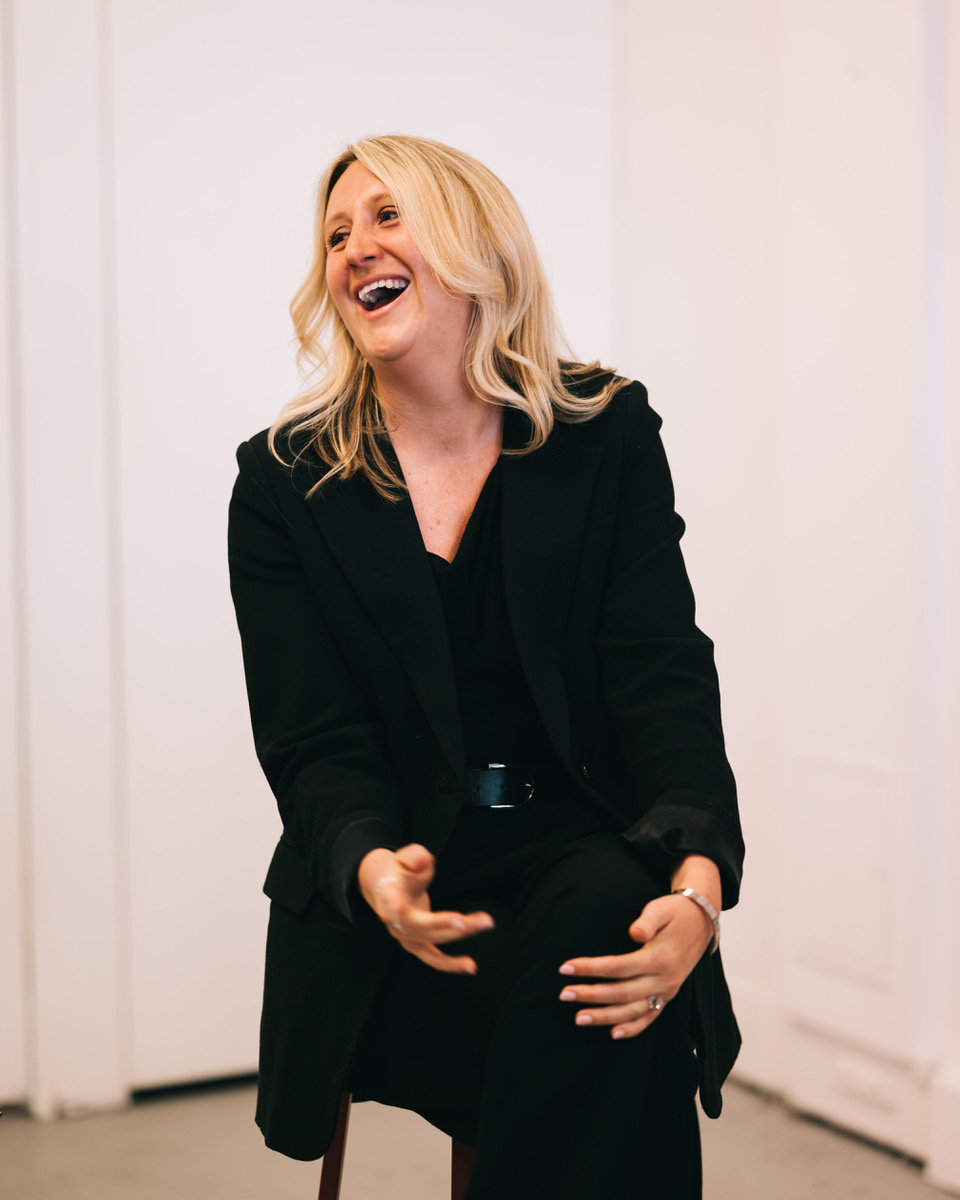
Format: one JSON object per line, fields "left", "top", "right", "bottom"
{"left": 2, "top": 0, "right": 959, "bottom": 1191}
{"left": 1, "top": 0, "right": 621, "bottom": 1108}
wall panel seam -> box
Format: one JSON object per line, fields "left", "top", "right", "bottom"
{"left": 97, "top": 0, "right": 133, "bottom": 1096}
{"left": 1, "top": 0, "right": 37, "bottom": 1105}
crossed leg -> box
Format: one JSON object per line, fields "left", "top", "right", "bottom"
{"left": 345, "top": 831, "right": 702, "bottom": 1200}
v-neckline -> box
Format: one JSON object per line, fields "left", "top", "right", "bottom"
{"left": 426, "top": 459, "right": 501, "bottom": 568}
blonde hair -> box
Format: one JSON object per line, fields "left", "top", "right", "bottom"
{"left": 270, "top": 134, "right": 624, "bottom": 497}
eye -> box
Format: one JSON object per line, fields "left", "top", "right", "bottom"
{"left": 326, "top": 229, "right": 348, "bottom": 250}
{"left": 378, "top": 206, "right": 399, "bottom": 224}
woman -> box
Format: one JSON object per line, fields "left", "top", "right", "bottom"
{"left": 228, "top": 134, "right": 743, "bottom": 1199}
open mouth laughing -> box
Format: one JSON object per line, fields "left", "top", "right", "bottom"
{"left": 357, "top": 276, "right": 410, "bottom": 312}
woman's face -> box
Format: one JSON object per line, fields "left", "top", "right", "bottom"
{"left": 323, "top": 161, "right": 473, "bottom": 375}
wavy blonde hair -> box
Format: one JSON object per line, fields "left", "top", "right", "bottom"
{"left": 270, "top": 134, "right": 624, "bottom": 497}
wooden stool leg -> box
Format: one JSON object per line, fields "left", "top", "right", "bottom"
{"left": 451, "top": 1138, "right": 475, "bottom": 1200}
{"left": 317, "top": 1092, "right": 352, "bottom": 1200}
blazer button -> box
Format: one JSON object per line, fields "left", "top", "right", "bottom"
{"left": 581, "top": 764, "right": 594, "bottom": 783}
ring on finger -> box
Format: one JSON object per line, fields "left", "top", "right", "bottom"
{"left": 647, "top": 994, "right": 664, "bottom": 1012}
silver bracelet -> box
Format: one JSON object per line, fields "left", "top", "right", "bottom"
{"left": 672, "top": 887, "right": 720, "bottom": 955}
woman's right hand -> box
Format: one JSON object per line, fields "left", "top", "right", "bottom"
{"left": 358, "top": 844, "right": 494, "bottom": 974}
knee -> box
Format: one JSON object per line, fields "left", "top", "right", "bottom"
{"left": 518, "top": 836, "right": 663, "bottom": 963}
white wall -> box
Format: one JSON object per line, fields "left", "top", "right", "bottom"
{"left": 618, "top": 0, "right": 783, "bottom": 1084}
{"left": 4, "top": 0, "right": 128, "bottom": 1116}
{"left": 3, "top": 0, "right": 959, "bottom": 1192}
{"left": 620, "top": 1, "right": 960, "bottom": 1189}
{"left": 1, "top": 0, "right": 621, "bottom": 1104}
{"left": 923, "top": 4, "right": 960, "bottom": 1188}
{"left": 775, "top": 0, "right": 929, "bottom": 1150}
{"left": 0, "top": 0, "right": 27, "bottom": 1110}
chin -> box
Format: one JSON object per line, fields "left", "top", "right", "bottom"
{"left": 361, "top": 334, "right": 418, "bottom": 365}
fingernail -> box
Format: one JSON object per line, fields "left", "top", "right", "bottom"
{"left": 612, "top": 1029, "right": 625, "bottom": 1039}
{"left": 559, "top": 989, "right": 577, "bottom": 1001}
{"left": 477, "top": 916, "right": 494, "bottom": 930}
{"left": 558, "top": 964, "right": 575, "bottom": 975}
{"left": 575, "top": 1013, "right": 593, "bottom": 1025}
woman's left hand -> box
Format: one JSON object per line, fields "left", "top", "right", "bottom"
{"left": 557, "top": 889, "right": 715, "bottom": 1040}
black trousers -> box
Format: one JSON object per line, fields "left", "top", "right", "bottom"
{"left": 345, "top": 789, "right": 703, "bottom": 1200}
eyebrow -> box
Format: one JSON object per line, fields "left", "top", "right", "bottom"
{"left": 324, "top": 192, "right": 395, "bottom": 229}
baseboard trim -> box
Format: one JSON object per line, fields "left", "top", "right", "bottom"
{"left": 925, "top": 1059, "right": 960, "bottom": 1194}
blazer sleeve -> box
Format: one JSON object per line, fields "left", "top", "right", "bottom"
{"left": 597, "top": 385, "right": 744, "bottom": 907}
{"left": 228, "top": 439, "right": 404, "bottom": 922}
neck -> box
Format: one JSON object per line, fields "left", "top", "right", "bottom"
{"left": 375, "top": 363, "right": 500, "bottom": 459}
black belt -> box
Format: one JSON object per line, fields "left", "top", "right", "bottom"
{"left": 464, "top": 763, "right": 535, "bottom": 809}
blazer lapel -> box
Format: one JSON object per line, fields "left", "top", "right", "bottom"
{"left": 293, "top": 410, "right": 604, "bottom": 782}
{"left": 303, "top": 468, "right": 465, "bottom": 779}
{"left": 500, "top": 411, "right": 605, "bottom": 756}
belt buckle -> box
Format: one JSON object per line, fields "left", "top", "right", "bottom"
{"left": 470, "top": 763, "right": 535, "bottom": 809}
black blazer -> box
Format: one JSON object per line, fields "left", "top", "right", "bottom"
{"left": 228, "top": 379, "right": 744, "bottom": 1161}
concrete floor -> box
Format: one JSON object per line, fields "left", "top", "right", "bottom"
{"left": 0, "top": 1079, "right": 950, "bottom": 1199}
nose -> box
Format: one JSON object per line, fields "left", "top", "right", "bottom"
{"left": 343, "top": 224, "right": 379, "bottom": 267}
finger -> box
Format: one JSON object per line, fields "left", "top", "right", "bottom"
{"left": 630, "top": 893, "right": 704, "bottom": 944}
{"left": 570, "top": 1000, "right": 649, "bottom": 1028}
{"left": 399, "top": 939, "right": 478, "bottom": 975}
{"left": 394, "top": 843, "right": 436, "bottom": 879}
{"left": 459, "top": 909, "right": 497, "bottom": 928}
{"left": 628, "top": 904, "right": 670, "bottom": 945}
{"left": 610, "top": 1013, "right": 659, "bottom": 1040}
{"left": 629, "top": 920, "right": 651, "bottom": 944}
{"left": 387, "top": 912, "right": 494, "bottom": 952}
{"left": 398, "top": 922, "right": 488, "bottom": 947}
{"left": 558, "top": 979, "right": 660, "bottom": 1007}
{"left": 393, "top": 909, "right": 494, "bottom": 941}
{"left": 558, "top": 952, "right": 645, "bottom": 980}
{"left": 415, "top": 908, "right": 495, "bottom": 932}
{"left": 561, "top": 937, "right": 676, "bottom": 979}
{"left": 393, "top": 909, "right": 466, "bottom": 935}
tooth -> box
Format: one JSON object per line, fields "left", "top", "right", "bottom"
{"left": 357, "top": 278, "right": 408, "bottom": 304}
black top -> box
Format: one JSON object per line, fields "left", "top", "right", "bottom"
{"left": 427, "top": 462, "right": 555, "bottom": 772}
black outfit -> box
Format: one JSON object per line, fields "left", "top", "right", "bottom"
{"left": 346, "top": 455, "right": 703, "bottom": 1197}
{"left": 427, "top": 460, "right": 555, "bottom": 769}
{"left": 347, "top": 823, "right": 703, "bottom": 1198}
{"left": 227, "top": 378, "right": 744, "bottom": 1193}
